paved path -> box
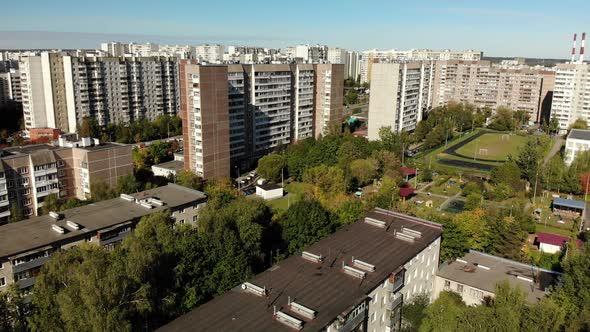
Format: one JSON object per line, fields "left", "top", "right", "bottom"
{"left": 439, "top": 191, "right": 462, "bottom": 210}
{"left": 543, "top": 137, "right": 564, "bottom": 165}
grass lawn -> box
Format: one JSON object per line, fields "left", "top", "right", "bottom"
{"left": 428, "top": 177, "right": 462, "bottom": 196}
{"left": 410, "top": 193, "right": 446, "bottom": 211}
{"left": 455, "top": 133, "right": 529, "bottom": 161}
{"left": 265, "top": 182, "right": 313, "bottom": 212}
{"left": 535, "top": 223, "right": 575, "bottom": 237}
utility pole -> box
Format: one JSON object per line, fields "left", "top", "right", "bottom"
{"left": 533, "top": 160, "right": 540, "bottom": 205}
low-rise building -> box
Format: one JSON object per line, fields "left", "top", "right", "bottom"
{"left": 536, "top": 232, "right": 581, "bottom": 254}
{"left": 0, "top": 183, "right": 207, "bottom": 294}
{"left": 152, "top": 160, "right": 185, "bottom": 178}
{"left": 564, "top": 129, "right": 590, "bottom": 166}
{"left": 434, "top": 250, "right": 560, "bottom": 305}
{"left": 255, "top": 183, "right": 283, "bottom": 200}
{"left": 159, "top": 209, "right": 443, "bottom": 332}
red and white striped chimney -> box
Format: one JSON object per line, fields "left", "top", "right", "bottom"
{"left": 572, "top": 33, "right": 578, "bottom": 63}
{"left": 580, "top": 32, "right": 586, "bottom": 63}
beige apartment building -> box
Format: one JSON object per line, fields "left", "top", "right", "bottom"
{"left": 432, "top": 60, "right": 555, "bottom": 123}
{"left": 0, "top": 183, "right": 207, "bottom": 294}
{"left": 368, "top": 62, "right": 435, "bottom": 140}
{"left": 552, "top": 62, "right": 590, "bottom": 133}
{"left": 179, "top": 62, "right": 344, "bottom": 177}
{"left": 0, "top": 137, "right": 132, "bottom": 223}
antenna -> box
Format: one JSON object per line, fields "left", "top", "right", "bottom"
{"left": 572, "top": 33, "right": 578, "bottom": 63}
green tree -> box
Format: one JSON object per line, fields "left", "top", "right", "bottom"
{"left": 488, "top": 107, "right": 516, "bottom": 131}
{"left": 439, "top": 221, "right": 469, "bottom": 262}
{"left": 90, "top": 180, "right": 117, "bottom": 201}
{"left": 490, "top": 161, "right": 522, "bottom": 193}
{"left": 464, "top": 193, "right": 482, "bottom": 211}
{"left": 78, "top": 117, "right": 100, "bottom": 138}
{"left": 349, "top": 158, "right": 379, "bottom": 186}
{"left": 303, "top": 165, "right": 346, "bottom": 197}
{"left": 516, "top": 139, "right": 541, "bottom": 182}
{"left": 402, "top": 294, "right": 429, "bottom": 332}
{"left": 420, "top": 291, "right": 466, "bottom": 332}
{"left": 334, "top": 199, "right": 365, "bottom": 226}
{"left": 0, "top": 284, "right": 28, "bottom": 332}
{"left": 40, "top": 193, "right": 60, "bottom": 215}
{"left": 281, "top": 199, "right": 334, "bottom": 254}
{"left": 176, "top": 170, "right": 203, "bottom": 190}
{"left": 116, "top": 174, "right": 140, "bottom": 194}
{"left": 569, "top": 118, "right": 588, "bottom": 131}
{"left": 257, "top": 154, "right": 286, "bottom": 182}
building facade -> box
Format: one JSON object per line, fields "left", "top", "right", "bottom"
{"left": 432, "top": 60, "right": 555, "bottom": 123}
{"left": 564, "top": 129, "right": 590, "bottom": 166}
{"left": 345, "top": 51, "right": 361, "bottom": 80}
{"left": 160, "top": 209, "right": 442, "bottom": 332}
{"left": 20, "top": 53, "right": 180, "bottom": 133}
{"left": 368, "top": 62, "right": 435, "bottom": 139}
{"left": 552, "top": 63, "right": 590, "bottom": 133}
{"left": 0, "top": 183, "right": 207, "bottom": 295}
{"left": 195, "top": 44, "right": 224, "bottom": 63}
{"left": 0, "top": 137, "right": 132, "bottom": 222}
{"left": 180, "top": 62, "right": 344, "bottom": 177}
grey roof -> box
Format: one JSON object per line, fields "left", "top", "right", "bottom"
{"left": 0, "top": 184, "right": 206, "bottom": 259}
{"left": 437, "top": 250, "right": 560, "bottom": 303}
{"left": 568, "top": 129, "right": 590, "bottom": 141}
{"left": 257, "top": 183, "right": 282, "bottom": 191}
{"left": 152, "top": 160, "right": 185, "bottom": 172}
{"left": 158, "top": 209, "right": 443, "bottom": 332}
{"left": 553, "top": 197, "right": 586, "bottom": 210}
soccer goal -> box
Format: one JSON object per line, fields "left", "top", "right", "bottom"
{"left": 478, "top": 148, "right": 489, "bottom": 156}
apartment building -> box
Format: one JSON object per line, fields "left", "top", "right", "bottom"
{"left": 0, "top": 137, "right": 132, "bottom": 222}
{"left": 551, "top": 62, "right": 590, "bottom": 133}
{"left": 314, "top": 63, "right": 344, "bottom": 137}
{"left": 0, "top": 72, "right": 11, "bottom": 105}
{"left": 159, "top": 45, "right": 197, "bottom": 59}
{"left": 180, "top": 62, "right": 344, "bottom": 176}
{"left": 327, "top": 47, "right": 347, "bottom": 64}
{"left": 0, "top": 183, "right": 207, "bottom": 295}
{"left": 434, "top": 251, "right": 560, "bottom": 305}
{"left": 100, "top": 42, "right": 130, "bottom": 57}
{"left": 0, "top": 68, "right": 22, "bottom": 103}
{"left": 360, "top": 49, "right": 482, "bottom": 83}
{"left": 195, "top": 44, "right": 224, "bottom": 63}
{"left": 432, "top": 60, "right": 555, "bottom": 123}
{"left": 20, "top": 53, "right": 180, "bottom": 133}
{"left": 368, "top": 62, "right": 435, "bottom": 139}
{"left": 129, "top": 43, "right": 159, "bottom": 56}
{"left": 345, "top": 51, "right": 361, "bottom": 80}
{"left": 286, "top": 45, "right": 329, "bottom": 63}
{"left": 159, "top": 209, "right": 442, "bottom": 332}
{"left": 180, "top": 61, "right": 231, "bottom": 179}
{"left": 564, "top": 129, "right": 590, "bottom": 166}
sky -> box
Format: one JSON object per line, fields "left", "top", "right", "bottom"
{"left": 0, "top": 0, "right": 588, "bottom": 58}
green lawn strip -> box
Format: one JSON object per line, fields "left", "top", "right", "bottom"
{"left": 454, "top": 133, "right": 528, "bottom": 161}
{"left": 535, "top": 223, "right": 575, "bottom": 237}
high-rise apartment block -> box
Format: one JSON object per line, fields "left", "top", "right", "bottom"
{"left": 345, "top": 51, "right": 361, "bottom": 80}
{"left": 432, "top": 60, "right": 555, "bottom": 123}
{"left": 180, "top": 62, "right": 344, "bottom": 177}
{"left": 368, "top": 62, "right": 435, "bottom": 139}
{"left": 327, "top": 47, "right": 347, "bottom": 64}
{"left": 286, "top": 45, "right": 329, "bottom": 63}
{"left": 100, "top": 42, "right": 130, "bottom": 57}
{"left": 0, "top": 136, "right": 132, "bottom": 222}
{"left": 552, "top": 62, "right": 590, "bottom": 133}
{"left": 128, "top": 43, "right": 159, "bottom": 56}
{"left": 195, "top": 44, "right": 224, "bottom": 63}
{"left": 0, "top": 72, "right": 12, "bottom": 105}
{"left": 19, "top": 53, "right": 180, "bottom": 133}
{"left": 360, "top": 49, "right": 482, "bottom": 83}
{"left": 0, "top": 183, "right": 207, "bottom": 294}
{"left": 160, "top": 209, "right": 443, "bottom": 332}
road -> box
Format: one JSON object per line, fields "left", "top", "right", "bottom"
{"left": 543, "top": 137, "right": 564, "bottom": 165}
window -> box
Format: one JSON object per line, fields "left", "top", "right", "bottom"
{"left": 18, "top": 167, "right": 28, "bottom": 174}
{"left": 444, "top": 280, "right": 451, "bottom": 290}
{"left": 180, "top": 208, "right": 186, "bottom": 214}
{"left": 373, "top": 294, "right": 378, "bottom": 304}
{"left": 457, "top": 284, "right": 464, "bottom": 294}
{"left": 57, "top": 160, "right": 65, "bottom": 167}
{"left": 22, "top": 188, "right": 31, "bottom": 195}
{"left": 0, "top": 262, "right": 4, "bottom": 269}
{"left": 192, "top": 215, "right": 198, "bottom": 222}
{"left": 0, "top": 277, "right": 5, "bottom": 287}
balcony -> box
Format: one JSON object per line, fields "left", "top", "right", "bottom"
{"left": 12, "top": 255, "right": 51, "bottom": 274}
{"left": 338, "top": 307, "right": 367, "bottom": 332}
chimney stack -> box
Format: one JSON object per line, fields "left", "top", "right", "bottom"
{"left": 572, "top": 33, "right": 578, "bottom": 63}
{"left": 580, "top": 32, "right": 586, "bottom": 63}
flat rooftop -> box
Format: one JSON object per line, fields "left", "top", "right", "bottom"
{"left": 153, "top": 160, "right": 185, "bottom": 172}
{"left": 159, "top": 209, "right": 442, "bottom": 332}
{"left": 437, "top": 250, "right": 560, "bottom": 303}
{"left": 568, "top": 129, "right": 590, "bottom": 141}
{"left": 0, "top": 184, "right": 206, "bottom": 259}
{"left": 257, "top": 183, "right": 282, "bottom": 191}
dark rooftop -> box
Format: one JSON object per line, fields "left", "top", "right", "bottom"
{"left": 0, "top": 184, "right": 206, "bottom": 259}
{"left": 437, "top": 250, "right": 560, "bottom": 303}
{"left": 257, "top": 183, "right": 283, "bottom": 191}
{"left": 158, "top": 209, "right": 442, "bottom": 332}
{"left": 568, "top": 129, "right": 590, "bottom": 141}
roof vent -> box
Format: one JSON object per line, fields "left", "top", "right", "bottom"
{"left": 401, "top": 227, "right": 422, "bottom": 238}
{"left": 364, "top": 217, "right": 386, "bottom": 228}
{"left": 395, "top": 232, "right": 415, "bottom": 243}
{"left": 49, "top": 211, "right": 60, "bottom": 219}
{"left": 352, "top": 258, "right": 376, "bottom": 272}
{"left": 275, "top": 311, "right": 304, "bottom": 330}
{"left": 289, "top": 301, "right": 316, "bottom": 320}
{"left": 140, "top": 202, "right": 153, "bottom": 209}
{"left": 343, "top": 263, "right": 367, "bottom": 279}
{"left": 66, "top": 220, "right": 80, "bottom": 230}
{"left": 241, "top": 282, "right": 267, "bottom": 297}
{"left": 150, "top": 198, "right": 164, "bottom": 206}
{"left": 120, "top": 193, "right": 135, "bottom": 201}
{"left": 301, "top": 251, "right": 323, "bottom": 263}
{"left": 51, "top": 224, "right": 65, "bottom": 234}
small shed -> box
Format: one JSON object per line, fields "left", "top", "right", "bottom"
{"left": 536, "top": 232, "right": 581, "bottom": 254}
{"left": 552, "top": 197, "right": 585, "bottom": 217}
{"left": 399, "top": 187, "right": 416, "bottom": 199}
{"left": 401, "top": 167, "right": 417, "bottom": 181}
{"left": 255, "top": 183, "right": 284, "bottom": 200}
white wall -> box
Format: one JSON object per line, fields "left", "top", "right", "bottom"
{"left": 539, "top": 242, "right": 561, "bottom": 254}
{"left": 367, "top": 63, "right": 400, "bottom": 140}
